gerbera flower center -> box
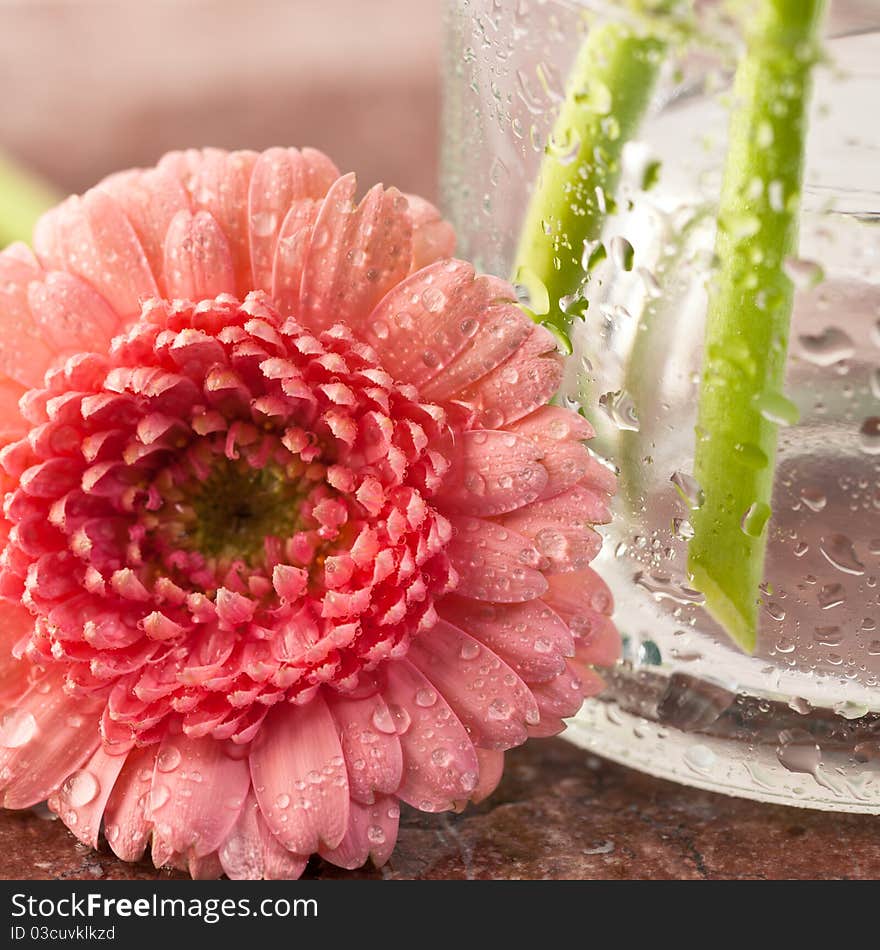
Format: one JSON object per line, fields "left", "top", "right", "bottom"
{"left": 0, "top": 292, "right": 459, "bottom": 746}
{"left": 163, "top": 457, "right": 309, "bottom": 568}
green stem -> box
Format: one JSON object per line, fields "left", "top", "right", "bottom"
{"left": 0, "top": 153, "right": 58, "bottom": 248}
{"left": 688, "top": 0, "right": 827, "bottom": 653}
{"left": 511, "top": 9, "right": 669, "bottom": 345}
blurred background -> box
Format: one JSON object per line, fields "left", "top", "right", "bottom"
{"left": 0, "top": 0, "right": 443, "bottom": 206}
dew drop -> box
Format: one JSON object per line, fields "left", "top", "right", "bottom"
{"left": 459, "top": 641, "right": 481, "bottom": 661}
{"left": 60, "top": 770, "right": 100, "bottom": 808}
{"left": 251, "top": 211, "right": 278, "bottom": 238}
{"left": 151, "top": 784, "right": 171, "bottom": 810}
{"left": 156, "top": 747, "right": 181, "bottom": 773}
{"left": 367, "top": 825, "right": 387, "bottom": 845}
{"left": 0, "top": 709, "right": 37, "bottom": 749}
{"left": 415, "top": 688, "right": 438, "bottom": 708}
{"left": 371, "top": 705, "right": 396, "bottom": 735}
{"left": 388, "top": 704, "right": 411, "bottom": 736}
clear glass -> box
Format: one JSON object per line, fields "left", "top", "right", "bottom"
{"left": 442, "top": 0, "right": 880, "bottom": 811}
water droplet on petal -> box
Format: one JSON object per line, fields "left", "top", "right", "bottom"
{"left": 156, "top": 746, "right": 181, "bottom": 773}
{"left": 0, "top": 709, "right": 37, "bottom": 748}
{"left": 60, "top": 770, "right": 100, "bottom": 808}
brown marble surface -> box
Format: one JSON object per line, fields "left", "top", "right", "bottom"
{"left": 1, "top": 738, "right": 879, "bottom": 881}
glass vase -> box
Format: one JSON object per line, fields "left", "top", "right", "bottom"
{"left": 442, "top": 0, "right": 880, "bottom": 811}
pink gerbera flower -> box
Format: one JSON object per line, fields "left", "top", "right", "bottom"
{"left": 0, "top": 148, "right": 618, "bottom": 879}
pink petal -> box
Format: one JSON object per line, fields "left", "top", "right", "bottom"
{"left": 248, "top": 147, "right": 340, "bottom": 292}
{"left": 318, "top": 795, "right": 399, "bottom": 869}
{"left": 382, "top": 659, "right": 478, "bottom": 811}
{"left": 361, "top": 260, "right": 521, "bottom": 391}
{"left": 458, "top": 324, "right": 563, "bottom": 427}
{"left": 33, "top": 190, "right": 158, "bottom": 321}
{"left": 573, "top": 613, "right": 621, "bottom": 667}
{"left": 527, "top": 661, "right": 588, "bottom": 737}
{"left": 102, "top": 745, "right": 156, "bottom": 861}
{"left": 500, "top": 487, "right": 605, "bottom": 574}
{"left": 544, "top": 568, "right": 615, "bottom": 622}
{"left": 418, "top": 311, "right": 534, "bottom": 403}
{"left": 472, "top": 748, "right": 504, "bottom": 804}
{"left": 409, "top": 619, "right": 539, "bottom": 750}
{"left": 219, "top": 791, "right": 264, "bottom": 880}
{"left": 49, "top": 744, "right": 127, "bottom": 848}
{"left": 447, "top": 516, "right": 548, "bottom": 603}
{"left": 270, "top": 199, "right": 319, "bottom": 316}
{"left": 508, "top": 404, "right": 593, "bottom": 441}
{"left": 0, "top": 671, "right": 103, "bottom": 808}
{"left": 98, "top": 167, "right": 191, "bottom": 290}
{"left": 326, "top": 692, "right": 403, "bottom": 804}
{"left": 260, "top": 814, "right": 309, "bottom": 880}
{"left": 188, "top": 851, "right": 224, "bottom": 880}
{"left": 436, "top": 430, "right": 548, "bottom": 517}
{"left": 149, "top": 733, "right": 250, "bottom": 857}
{"left": 27, "top": 271, "right": 121, "bottom": 353}
{"left": 163, "top": 210, "right": 236, "bottom": 299}
{"left": 0, "top": 376, "right": 28, "bottom": 442}
{"left": 218, "top": 791, "right": 311, "bottom": 880}
{"left": 250, "top": 693, "right": 349, "bottom": 853}
{"left": 404, "top": 193, "right": 456, "bottom": 270}
{"left": 299, "top": 176, "right": 413, "bottom": 334}
{"left": 439, "top": 597, "right": 574, "bottom": 684}
{"left": 0, "top": 602, "right": 37, "bottom": 703}
{"left": 0, "top": 244, "right": 61, "bottom": 386}
{"left": 159, "top": 148, "right": 258, "bottom": 294}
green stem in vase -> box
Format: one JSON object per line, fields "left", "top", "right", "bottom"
{"left": 511, "top": 3, "right": 678, "bottom": 346}
{"left": 0, "top": 152, "right": 57, "bottom": 248}
{"left": 687, "top": 0, "right": 827, "bottom": 653}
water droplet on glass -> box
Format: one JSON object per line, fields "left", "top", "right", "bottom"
{"left": 783, "top": 256, "right": 824, "bottom": 289}
{"left": 512, "top": 265, "right": 550, "bottom": 317}
{"left": 610, "top": 236, "right": 635, "bottom": 272}
{"left": 753, "top": 391, "right": 800, "bottom": 426}
{"left": 670, "top": 471, "right": 704, "bottom": 510}
{"left": 818, "top": 534, "right": 864, "bottom": 576}
{"left": 858, "top": 417, "right": 880, "bottom": 455}
{"left": 741, "top": 501, "right": 771, "bottom": 538}
{"left": 798, "top": 486, "right": 826, "bottom": 512}
{"left": 598, "top": 390, "right": 639, "bottom": 431}
{"left": 776, "top": 731, "right": 822, "bottom": 777}
{"left": 684, "top": 744, "right": 716, "bottom": 774}
{"left": 797, "top": 327, "right": 855, "bottom": 366}
{"left": 817, "top": 583, "right": 846, "bottom": 609}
